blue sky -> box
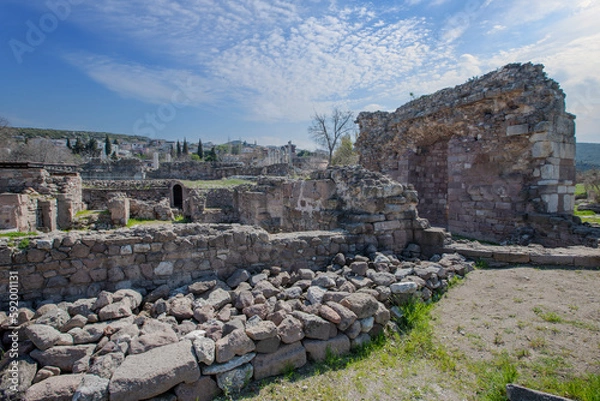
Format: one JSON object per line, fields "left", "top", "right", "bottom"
{"left": 1, "top": 0, "right": 599, "bottom": 149}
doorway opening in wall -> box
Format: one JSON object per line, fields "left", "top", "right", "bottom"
{"left": 173, "top": 185, "right": 183, "bottom": 209}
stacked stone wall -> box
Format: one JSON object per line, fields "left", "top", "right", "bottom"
{"left": 0, "top": 165, "right": 83, "bottom": 231}
{"left": 147, "top": 162, "right": 290, "bottom": 181}
{"left": 0, "top": 236, "right": 472, "bottom": 400}
{"left": 0, "top": 223, "right": 443, "bottom": 308}
{"left": 356, "top": 63, "right": 578, "bottom": 246}
{"left": 83, "top": 180, "right": 172, "bottom": 210}
{"left": 80, "top": 159, "right": 146, "bottom": 181}
{"left": 236, "top": 167, "right": 429, "bottom": 253}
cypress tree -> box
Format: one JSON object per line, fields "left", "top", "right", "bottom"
{"left": 197, "top": 139, "right": 203, "bottom": 160}
{"left": 104, "top": 135, "right": 112, "bottom": 156}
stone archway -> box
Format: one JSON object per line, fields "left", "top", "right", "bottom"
{"left": 172, "top": 184, "right": 183, "bottom": 209}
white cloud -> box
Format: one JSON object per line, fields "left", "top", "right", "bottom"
{"left": 486, "top": 25, "right": 507, "bottom": 35}
{"left": 56, "top": 0, "right": 600, "bottom": 142}
{"left": 63, "top": 53, "right": 218, "bottom": 106}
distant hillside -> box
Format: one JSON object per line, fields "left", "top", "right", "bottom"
{"left": 576, "top": 142, "right": 600, "bottom": 171}
{"left": 6, "top": 127, "right": 151, "bottom": 144}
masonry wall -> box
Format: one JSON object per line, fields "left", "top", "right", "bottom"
{"left": 0, "top": 165, "right": 83, "bottom": 231}
{"left": 0, "top": 223, "right": 443, "bottom": 307}
{"left": 148, "top": 162, "right": 290, "bottom": 180}
{"left": 80, "top": 159, "right": 146, "bottom": 180}
{"left": 356, "top": 63, "right": 577, "bottom": 245}
{"left": 83, "top": 180, "right": 173, "bottom": 210}
{"left": 236, "top": 167, "right": 428, "bottom": 252}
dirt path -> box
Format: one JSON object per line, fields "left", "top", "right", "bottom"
{"left": 433, "top": 266, "right": 600, "bottom": 378}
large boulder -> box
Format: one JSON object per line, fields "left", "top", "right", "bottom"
{"left": 30, "top": 345, "right": 95, "bottom": 372}
{"left": 252, "top": 342, "right": 307, "bottom": 380}
{"left": 109, "top": 340, "right": 200, "bottom": 401}
{"left": 292, "top": 311, "right": 331, "bottom": 340}
{"left": 23, "top": 374, "right": 83, "bottom": 401}
{"left": 174, "top": 376, "right": 221, "bottom": 401}
{"left": 215, "top": 329, "right": 256, "bottom": 363}
{"left": 277, "top": 316, "right": 305, "bottom": 344}
{"left": 303, "top": 334, "right": 351, "bottom": 362}
{"left": 340, "top": 293, "right": 379, "bottom": 319}
{"left": 24, "top": 324, "right": 62, "bottom": 350}
{"left": 72, "top": 374, "right": 110, "bottom": 401}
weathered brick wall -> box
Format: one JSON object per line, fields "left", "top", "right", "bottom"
{"left": 356, "top": 63, "right": 577, "bottom": 245}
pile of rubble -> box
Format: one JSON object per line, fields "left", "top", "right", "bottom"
{"left": 1, "top": 251, "right": 474, "bottom": 401}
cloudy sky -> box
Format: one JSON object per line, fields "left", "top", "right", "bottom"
{"left": 1, "top": 0, "right": 599, "bottom": 148}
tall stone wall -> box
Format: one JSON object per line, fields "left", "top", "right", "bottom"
{"left": 356, "top": 63, "right": 578, "bottom": 246}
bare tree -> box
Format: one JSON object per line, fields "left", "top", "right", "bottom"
{"left": 309, "top": 107, "right": 355, "bottom": 164}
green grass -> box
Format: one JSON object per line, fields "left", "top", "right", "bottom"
{"left": 574, "top": 205, "right": 600, "bottom": 225}
{"left": 0, "top": 231, "right": 36, "bottom": 239}
{"left": 180, "top": 178, "right": 255, "bottom": 189}
{"left": 473, "top": 353, "right": 518, "bottom": 401}
{"left": 125, "top": 218, "right": 157, "bottom": 228}
{"left": 575, "top": 183, "right": 587, "bottom": 197}
{"left": 533, "top": 307, "right": 564, "bottom": 324}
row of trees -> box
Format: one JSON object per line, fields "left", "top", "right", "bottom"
{"left": 171, "top": 138, "right": 218, "bottom": 162}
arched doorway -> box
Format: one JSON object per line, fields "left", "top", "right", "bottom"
{"left": 173, "top": 184, "right": 183, "bottom": 209}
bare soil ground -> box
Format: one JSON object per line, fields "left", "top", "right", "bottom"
{"left": 433, "top": 266, "right": 600, "bottom": 377}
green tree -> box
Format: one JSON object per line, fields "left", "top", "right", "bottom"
{"left": 72, "top": 138, "right": 85, "bottom": 154}
{"left": 66, "top": 138, "right": 72, "bottom": 150}
{"left": 308, "top": 107, "right": 355, "bottom": 164}
{"left": 197, "top": 139, "right": 204, "bottom": 160}
{"left": 176, "top": 140, "right": 182, "bottom": 158}
{"left": 104, "top": 135, "right": 112, "bottom": 156}
{"left": 85, "top": 138, "right": 100, "bottom": 157}
{"left": 182, "top": 138, "right": 189, "bottom": 155}
{"left": 205, "top": 146, "right": 218, "bottom": 162}
{"left": 331, "top": 134, "right": 359, "bottom": 166}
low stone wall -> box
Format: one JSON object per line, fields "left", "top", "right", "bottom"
{"left": 0, "top": 247, "right": 474, "bottom": 400}
{"left": 83, "top": 180, "right": 172, "bottom": 210}
{"left": 0, "top": 223, "right": 443, "bottom": 307}
{"left": 445, "top": 241, "right": 600, "bottom": 267}
{"left": 147, "top": 162, "right": 290, "bottom": 181}
{"left": 80, "top": 159, "right": 146, "bottom": 181}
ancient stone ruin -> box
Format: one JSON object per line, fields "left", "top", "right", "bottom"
{"left": 356, "top": 63, "right": 588, "bottom": 247}
{"left": 0, "top": 234, "right": 475, "bottom": 400}
{"left": 1, "top": 62, "right": 599, "bottom": 400}
{"left": 0, "top": 162, "right": 83, "bottom": 232}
